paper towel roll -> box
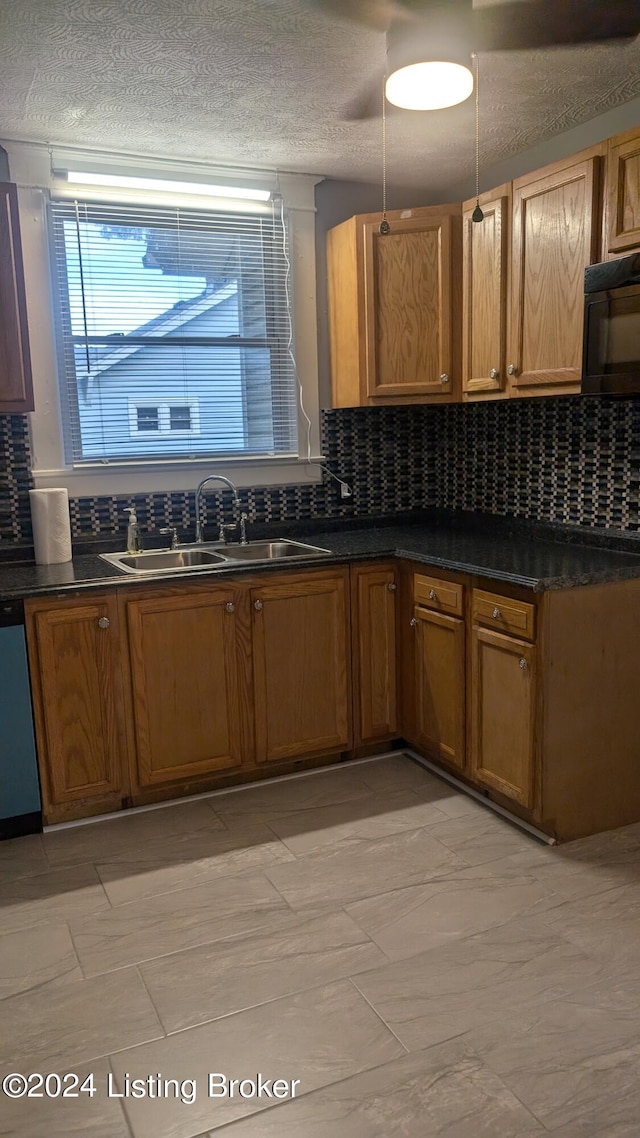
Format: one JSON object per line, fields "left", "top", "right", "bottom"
{"left": 29, "top": 488, "right": 72, "bottom": 565}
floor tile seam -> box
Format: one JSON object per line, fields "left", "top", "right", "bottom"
{"left": 42, "top": 821, "right": 262, "bottom": 873}
{"left": 454, "top": 1036, "right": 553, "bottom": 1132}
{"left": 106, "top": 1054, "right": 140, "bottom": 1138}
{"left": 91, "top": 848, "right": 296, "bottom": 909}
{"left": 71, "top": 916, "right": 305, "bottom": 981}
{"left": 539, "top": 876, "right": 638, "bottom": 916}
{"left": 345, "top": 976, "right": 410, "bottom": 1055}
{"left": 133, "top": 962, "right": 168, "bottom": 1040}
{"left": 115, "top": 973, "right": 399, "bottom": 1053}
{"left": 264, "top": 818, "right": 478, "bottom": 866}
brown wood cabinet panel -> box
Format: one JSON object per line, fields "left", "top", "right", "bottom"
{"left": 462, "top": 190, "right": 509, "bottom": 395}
{"left": 509, "top": 152, "right": 600, "bottom": 393}
{"left": 0, "top": 183, "right": 34, "bottom": 413}
{"left": 414, "top": 572, "right": 464, "bottom": 617}
{"left": 364, "top": 214, "right": 454, "bottom": 398}
{"left": 473, "top": 589, "right": 535, "bottom": 641}
{"left": 470, "top": 625, "right": 536, "bottom": 808}
{"left": 252, "top": 570, "right": 351, "bottom": 762}
{"left": 412, "top": 603, "right": 466, "bottom": 771}
{"left": 126, "top": 587, "right": 249, "bottom": 788}
{"left": 605, "top": 128, "right": 640, "bottom": 255}
{"left": 352, "top": 563, "right": 398, "bottom": 745}
{"left": 327, "top": 204, "right": 461, "bottom": 407}
{"left": 25, "top": 594, "right": 127, "bottom": 819}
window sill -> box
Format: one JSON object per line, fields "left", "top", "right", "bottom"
{"left": 31, "top": 456, "right": 325, "bottom": 497}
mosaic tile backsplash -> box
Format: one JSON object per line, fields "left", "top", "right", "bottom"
{"left": 1, "top": 396, "right": 639, "bottom": 547}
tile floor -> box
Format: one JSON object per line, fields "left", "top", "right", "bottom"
{"left": 1, "top": 752, "right": 640, "bottom": 1137}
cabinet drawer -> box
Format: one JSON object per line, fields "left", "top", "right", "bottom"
{"left": 414, "top": 573, "right": 463, "bottom": 617}
{"left": 473, "top": 589, "right": 535, "bottom": 640}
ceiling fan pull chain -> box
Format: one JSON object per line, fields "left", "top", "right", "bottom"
{"left": 471, "top": 52, "right": 484, "bottom": 223}
{"left": 379, "top": 75, "right": 390, "bottom": 235}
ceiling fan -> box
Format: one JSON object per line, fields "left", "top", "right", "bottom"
{"left": 305, "top": 0, "right": 640, "bottom": 117}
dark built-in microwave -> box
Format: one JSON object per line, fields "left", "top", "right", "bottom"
{"left": 582, "top": 253, "right": 640, "bottom": 394}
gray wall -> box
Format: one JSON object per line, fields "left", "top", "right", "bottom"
{"left": 442, "top": 93, "right": 640, "bottom": 201}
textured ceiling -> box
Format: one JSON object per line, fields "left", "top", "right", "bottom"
{"left": 1, "top": 0, "right": 639, "bottom": 192}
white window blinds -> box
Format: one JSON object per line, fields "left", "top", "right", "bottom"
{"left": 49, "top": 198, "right": 299, "bottom": 464}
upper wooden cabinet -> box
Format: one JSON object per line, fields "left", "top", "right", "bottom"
{"left": 0, "top": 183, "right": 34, "bottom": 413}
{"left": 508, "top": 150, "right": 601, "bottom": 395}
{"left": 604, "top": 127, "right": 640, "bottom": 256}
{"left": 462, "top": 188, "right": 509, "bottom": 397}
{"left": 328, "top": 204, "right": 461, "bottom": 406}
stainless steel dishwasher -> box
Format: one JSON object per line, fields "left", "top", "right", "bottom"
{"left": 0, "top": 599, "right": 42, "bottom": 839}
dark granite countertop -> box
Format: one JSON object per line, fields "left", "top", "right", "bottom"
{"left": 2, "top": 510, "right": 640, "bottom": 602}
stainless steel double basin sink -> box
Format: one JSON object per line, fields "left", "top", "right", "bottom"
{"left": 100, "top": 539, "right": 332, "bottom": 576}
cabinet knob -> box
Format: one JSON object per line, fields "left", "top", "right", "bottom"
{"left": 225, "top": 602, "right": 235, "bottom": 614}
{"left": 254, "top": 599, "right": 263, "bottom": 612}
{"left": 97, "top": 616, "right": 110, "bottom": 629}
{"left": 387, "top": 582, "right": 396, "bottom": 592}
{"left": 429, "top": 589, "right": 437, "bottom": 601}
{"left": 519, "top": 657, "right": 529, "bottom": 671}
{"left": 410, "top": 617, "right": 418, "bottom": 627}
{"left": 490, "top": 368, "right": 499, "bottom": 380}
{"left": 492, "top": 607, "right": 502, "bottom": 619}
{"left": 440, "top": 373, "right": 449, "bottom": 384}
{"left": 507, "top": 363, "right": 517, "bottom": 376}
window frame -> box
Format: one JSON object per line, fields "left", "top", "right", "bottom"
{"left": 6, "top": 141, "right": 323, "bottom": 496}
{"left": 128, "top": 399, "right": 201, "bottom": 438}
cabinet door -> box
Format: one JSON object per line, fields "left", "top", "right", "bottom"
{"left": 352, "top": 564, "right": 397, "bottom": 745}
{"left": 470, "top": 625, "right": 536, "bottom": 808}
{"left": 509, "top": 155, "right": 599, "bottom": 391}
{"left": 363, "top": 214, "right": 454, "bottom": 398}
{"left": 412, "top": 604, "right": 465, "bottom": 771}
{"left": 462, "top": 192, "right": 508, "bottom": 394}
{"left": 252, "top": 571, "right": 351, "bottom": 762}
{"left": 605, "top": 129, "right": 640, "bottom": 255}
{"left": 25, "top": 595, "right": 127, "bottom": 818}
{"left": 0, "top": 183, "right": 34, "bottom": 412}
{"left": 126, "top": 588, "right": 249, "bottom": 788}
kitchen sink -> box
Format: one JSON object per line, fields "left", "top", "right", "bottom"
{"left": 100, "top": 548, "right": 228, "bottom": 574}
{"left": 100, "top": 539, "right": 332, "bottom": 575}
{"left": 218, "top": 540, "right": 332, "bottom": 560}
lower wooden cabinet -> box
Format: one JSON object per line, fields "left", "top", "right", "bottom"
{"left": 124, "top": 585, "right": 251, "bottom": 790}
{"left": 25, "top": 593, "right": 129, "bottom": 823}
{"left": 251, "top": 569, "right": 351, "bottom": 763}
{"left": 351, "top": 563, "right": 398, "bottom": 746}
{"left": 470, "top": 625, "right": 536, "bottom": 808}
{"left": 412, "top": 603, "right": 466, "bottom": 771}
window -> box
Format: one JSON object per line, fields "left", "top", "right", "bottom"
{"left": 129, "top": 400, "right": 200, "bottom": 437}
{"left": 50, "top": 199, "right": 299, "bottom": 464}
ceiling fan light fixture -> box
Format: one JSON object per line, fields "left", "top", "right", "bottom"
{"left": 385, "top": 60, "right": 474, "bottom": 110}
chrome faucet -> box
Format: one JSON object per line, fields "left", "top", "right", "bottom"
{"left": 194, "top": 475, "right": 247, "bottom": 544}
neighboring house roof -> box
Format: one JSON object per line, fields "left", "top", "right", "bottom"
{"left": 85, "top": 280, "right": 238, "bottom": 389}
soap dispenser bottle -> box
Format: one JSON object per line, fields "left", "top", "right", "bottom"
{"left": 124, "top": 507, "right": 140, "bottom": 554}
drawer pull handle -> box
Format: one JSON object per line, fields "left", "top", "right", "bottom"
{"left": 410, "top": 617, "right": 418, "bottom": 627}
{"left": 519, "top": 657, "right": 528, "bottom": 671}
{"left": 492, "top": 607, "right": 502, "bottom": 619}
{"left": 387, "top": 582, "right": 397, "bottom": 592}
{"left": 254, "top": 599, "right": 263, "bottom": 612}
{"left": 225, "top": 602, "right": 235, "bottom": 614}
{"left": 429, "top": 589, "right": 437, "bottom": 601}
{"left": 97, "top": 616, "right": 110, "bottom": 629}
